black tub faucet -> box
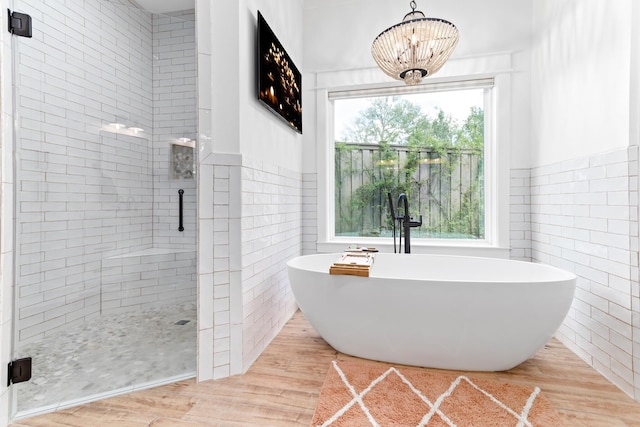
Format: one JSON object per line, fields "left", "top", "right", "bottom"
{"left": 388, "top": 193, "right": 422, "bottom": 253}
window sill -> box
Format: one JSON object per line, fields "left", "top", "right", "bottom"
{"left": 317, "top": 238, "right": 511, "bottom": 259}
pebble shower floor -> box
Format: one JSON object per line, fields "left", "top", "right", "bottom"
{"left": 14, "top": 303, "right": 196, "bottom": 415}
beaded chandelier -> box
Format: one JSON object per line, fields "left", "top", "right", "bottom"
{"left": 371, "top": 1, "right": 459, "bottom": 85}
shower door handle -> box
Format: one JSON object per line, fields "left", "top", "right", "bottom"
{"left": 178, "top": 189, "right": 184, "bottom": 232}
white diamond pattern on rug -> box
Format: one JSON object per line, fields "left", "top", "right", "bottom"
{"left": 319, "top": 360, "right": 543, "bottom": 427}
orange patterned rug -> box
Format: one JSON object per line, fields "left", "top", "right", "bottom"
{"left": 311, "top": 360, "right": 564, "bottom": 426}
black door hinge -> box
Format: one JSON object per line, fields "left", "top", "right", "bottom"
{"left": 7, "top": 357, "right": 32, "bottom": 386}
{"left": 7, "top": 9, "right": 32, "bottom": 38}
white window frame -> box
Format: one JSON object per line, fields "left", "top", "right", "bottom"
{"left": 314, "top": 72, "right": 511, "bottom": 258}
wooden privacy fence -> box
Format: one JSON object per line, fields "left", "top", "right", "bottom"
{"left": 335, "top": 143, "right": 484, "bottom": 238}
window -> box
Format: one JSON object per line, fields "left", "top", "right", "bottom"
{"left": 330, "top": 79, "right": 494, "bottom": 243}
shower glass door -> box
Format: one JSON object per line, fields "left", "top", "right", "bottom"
{"left": 11, "top": 0, "right": 197, "bottom": 416}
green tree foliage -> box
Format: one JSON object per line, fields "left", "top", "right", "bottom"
{"left": 456, "top": 106, "right": 484, "bottom": 151}
{"left": 335, "top": 96, "right": 485, "bottom": 238}
{"left": 341, "top": 97, "right": 423, "bottom": 145}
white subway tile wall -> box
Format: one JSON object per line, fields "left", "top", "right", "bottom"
{"left": 302, "top": 173, "right": 318, "bottom": 254}
{"left": 196, "top": 161, "right": 215, "bottom": 381}
{"left": 528, "top": 147, "right": 640, "bottom": 400}
{"left": 100, "top": 249, "right": 196, "bottom": 314}
{"left": 240, "top": 157, "right": 301, "bottom": 369}
{"left": 211, "top": 162, "right": 235, "bottom": 379}
{"left": 152, "top": 10, "right": 197, "bottom": 249}
{"left": 199, "top": 157, "right": 301, "bottom": 379}
{"left": 14, "top": 1, "right": 197, "bottom": 346}
{"left": 510, "top": 168, "right": 532, "bottom": 261}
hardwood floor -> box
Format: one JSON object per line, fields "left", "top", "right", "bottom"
{"left": 10, "top": 310, "right": 640, "bottom": 426}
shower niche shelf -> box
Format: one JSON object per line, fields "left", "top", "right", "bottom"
{"left": 171, "top": 143, "right": 195, "bottom": 179}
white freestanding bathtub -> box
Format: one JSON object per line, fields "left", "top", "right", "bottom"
{"left": 287, "top": 253, "right": 576, "bottom": 371}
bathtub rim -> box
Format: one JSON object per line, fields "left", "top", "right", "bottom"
{"left": 287, "top": 252, "right": 577, "bottom": 285}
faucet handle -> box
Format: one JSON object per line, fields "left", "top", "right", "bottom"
{"left": 409, "top": 215, "right": 422, "bottom": 227}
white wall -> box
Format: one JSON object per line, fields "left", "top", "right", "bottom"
{"left": 240, "top": 158, "right": 301, "bottom": 368}
{"left": 203, "top": 1, "right": 304, "bottom": 169}
{"left": 152, "top": 10, "right": 197, "bottom": 249}
{"left": 530, "top": 148, "right": 638, "bottom": 398}
{"left": 196, "top": 0, "right": 302, "bottom": 381}
{"left": 529, "top": 0, "right": 640, "bottom": 401}
{"left": 530, "top": 0, "right": 632, "bottom": 166}
{"left": 240, "top": 2, "right": 304, "bottom": 170}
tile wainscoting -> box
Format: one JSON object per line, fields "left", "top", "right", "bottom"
{"left": 510, "top": 168, "right": 532, "bottom": 261}
{"left": 525, "top": 147, "right": 640, "bottom": 400}
{"left": 198, "top": 155, "right": 301, "bottom": 381}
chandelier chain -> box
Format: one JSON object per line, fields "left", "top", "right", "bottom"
{"left": 410, "top": 1, "right": 417, "bottom": 12}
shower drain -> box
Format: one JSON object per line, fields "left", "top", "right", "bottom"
{"left": 174, "top": 320, "right": 190, "bottom": 325}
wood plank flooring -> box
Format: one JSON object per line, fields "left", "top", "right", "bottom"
{"left": 10, "top": 310, "right": 640, "bottom": 426}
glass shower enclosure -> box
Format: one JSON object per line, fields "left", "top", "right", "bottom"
{"left": 10, "top": 0, "right": 197, "bottom": 416}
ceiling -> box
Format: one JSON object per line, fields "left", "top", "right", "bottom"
{"left": 134, "top": 0, "right": 194, "bottom": 13}
{"left": 303, "top": 0, "right": 533, "bottom": 72}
